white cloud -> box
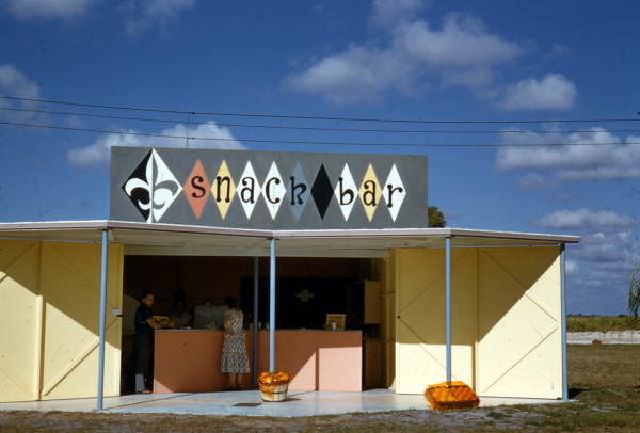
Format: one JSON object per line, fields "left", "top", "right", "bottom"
{"left": 539, "top": 218, "right": 640, "bottom": 314}
{"left": 122, "top": 0, "right": 194, "bottom": 36}
{"left": 5, "top": 0, "right": 93, "bottom": 19}
{"left": 67, "top": 122, "right": 243, "bottom": 166}
{"left": 0, "top": 64, "right": 38, "bottom": 99}
{"left": 498, "top": 73, "right": 576, "bottom": 111}
{"left": 288, "top": 46, "right": 417, "bottom": 104}
{"left": 0, "top": 63, "right": 42, "bottom": 122}
{"left": 576, "top": 231, "right": 637, "bottom": 262}
{"left": 5, "top": 0, "right": 193, "bottom": 31}
{"left": 288, "top": 1, "right": 521, "bottom": 103}
{"left": 565, "top": 259, "right": 578, "bottom": 275}
{"left": 369, "top": 0, "right": 423, "bottom": 30}
{"left": 516, "top": 172, "right": 556, "bottom": 191}
{"left": 396, "top": 15, "right": 520, "bottom": 68}
{"left": 566, "top": 227, "right": 640, "bottom": 314}
{"left": 537, "top": 209, "right": 635, "bottom": 229}
{"left": 496, "top": 127, "right": 640, "bottom": 180}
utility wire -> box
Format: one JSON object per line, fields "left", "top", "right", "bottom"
{"left": 2, "top": 95, "right": 640, "bottom": 125}
{"left": 0, "top": 120, "right": 636, "bottom": 148}
{"left": 2, "top": 106, "right": 640, "bottom": 135}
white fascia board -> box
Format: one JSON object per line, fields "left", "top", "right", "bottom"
{"left": 0, "top": 221, "right": 580, "bottom": 244}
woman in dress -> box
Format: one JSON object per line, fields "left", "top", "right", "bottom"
{"left": 221, "top": 298, "right": 250, "bottom": 389}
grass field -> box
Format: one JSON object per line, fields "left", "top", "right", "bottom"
{"left": 567, "top": 315, "right": 640, "bottom": 332}
{"left": 0, "top": 345, "right": 639, "bottom": 432}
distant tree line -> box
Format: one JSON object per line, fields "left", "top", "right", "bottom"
{"left": 428, "top": 206, "right": 446, "bottom": 227}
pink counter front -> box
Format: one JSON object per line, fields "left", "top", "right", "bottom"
{"left": 153, "top": 330, "right": 362, "bottom": 393}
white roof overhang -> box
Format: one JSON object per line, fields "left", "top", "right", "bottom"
{"left": 0, "top": 220, "right": 579, "bottom": 258}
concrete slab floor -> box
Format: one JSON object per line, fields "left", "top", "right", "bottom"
{"left": 0, "top": 390, "right": 561, "bottom": 417}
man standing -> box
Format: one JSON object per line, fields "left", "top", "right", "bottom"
{"left": 134, "top": 291, "right": 159, "bottom": 394}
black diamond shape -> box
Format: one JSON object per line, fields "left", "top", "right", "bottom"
{"left": 311, "top": 164, "right": 333, "bottom": 219}
{"left": 122, "top": 150, "right": 152, "bottom": 221}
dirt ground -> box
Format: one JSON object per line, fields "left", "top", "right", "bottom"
{"left": 0, "top": 345, "right": 639, "bottom": 433}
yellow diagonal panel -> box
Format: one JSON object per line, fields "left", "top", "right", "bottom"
{"left": 40, "top": 242, "right": 123, "bottom": 400}
{"left": 394, "top": 248, "right": 477, "bottom": 394}
{"left": 476, "top": 247, "right": 561, "bottom": 399}
{"left": 359, "top": 164, "right": 381, "bottom": 222}
{"left": 211, "top": 160, "right": 236, "bottom": 220}
{"left": 0, "top": 241, "right": 39, "bottom": 402}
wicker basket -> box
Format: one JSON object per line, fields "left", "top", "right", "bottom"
{"left": 425, "top": 381, "right": 480, "bottom": 411}
{"left": 258, "top": 372, "right": 290, "bottom": 402}
{"left": 259, "top": 383, "right": 288, "bottom": 402}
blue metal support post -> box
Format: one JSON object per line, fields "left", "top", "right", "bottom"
{"left": 269, "top": 239, "right": 276, "bottom": 372}
{"left": 252, "top": 256, "right": 259, "bottom": 385}
{"left": 560, "top": 243, "right": 568, "bottom": 400}
{"left": 445, "top": 235, "right": 452, "bottom": 384}
{"left": 96, "top": 229, "right": 109, "bottom": 411}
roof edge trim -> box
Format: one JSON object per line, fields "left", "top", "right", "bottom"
{"left": 0, "top": 220, "right": 580, "bottom": 243}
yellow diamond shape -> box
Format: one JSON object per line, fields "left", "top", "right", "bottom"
{"left": 359, "top": 163, "right": 382, "bottom": 222}
{"left": 211, "top": 160, "right": 236, "bottom": 219}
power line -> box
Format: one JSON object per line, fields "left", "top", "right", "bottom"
{"left": 2, "top": 95, "right": 639, "bottom": 125}
{"left": 2, "top": 106, "right": 640, "bottom": 135}
{"left": 1, "top": 120, "right": 636, "bottom": 148}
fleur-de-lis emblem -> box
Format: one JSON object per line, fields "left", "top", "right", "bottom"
{"left": 123, "top": 149, "right": 182, "bottom": 222}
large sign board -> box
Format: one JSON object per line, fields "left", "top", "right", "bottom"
{"left": 110, "top": 147, "right": 428, "bottom": 229}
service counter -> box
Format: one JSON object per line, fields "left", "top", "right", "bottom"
{"left": 153, "top": 329, "right": 363, "bottom": 393}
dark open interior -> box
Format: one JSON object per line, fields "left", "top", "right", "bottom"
{"left": 121, "top": 255, "right": 383, "bottom": 394}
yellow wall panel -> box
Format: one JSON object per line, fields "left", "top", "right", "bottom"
{"left": 106, "top": 243, "right": 124, "bottom": 395}
{"left": 394, "top": 245, "right": 562, "bottom": 399}
{"left": 40, "top": 242, "right": 123, "bottom": 400}
{"left": 0, "top": 241, "right": 40, "bottom": 402}
{"left": 476, "top": 247, "right": 561, "bottom": 399}
{"left": 0, "top": 239, "right": 124, "bottom": 402}
{"left": 395, "top": 248, "right": 476, "bottom": 394}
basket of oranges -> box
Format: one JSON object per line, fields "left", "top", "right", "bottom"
{"left": 258, "top": 371, "right": 290, "bottom": 402}
{"left": 425, "top": 381, "right": 480, "bottom": 411}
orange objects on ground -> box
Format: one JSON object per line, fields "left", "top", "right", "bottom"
{"left": 258, "top": 371, "right": 290, "bottom": 386}
{"left": 258, "top": 371, "right": 290, "bottom": 402}
{"left": 425, "top": 381, "right": 480, "bottom": 411}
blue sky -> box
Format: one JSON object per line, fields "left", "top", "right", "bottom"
{"left": 0, "top": 0, "right": 639, "bottom": 314}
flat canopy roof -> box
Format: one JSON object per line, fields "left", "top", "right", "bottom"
{"left": 0, "top": 220, "right": 579, "bottom": 258}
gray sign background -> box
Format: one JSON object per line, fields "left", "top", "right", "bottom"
{"left": 110, "top": 146, "right": 428, "bottom": 229}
